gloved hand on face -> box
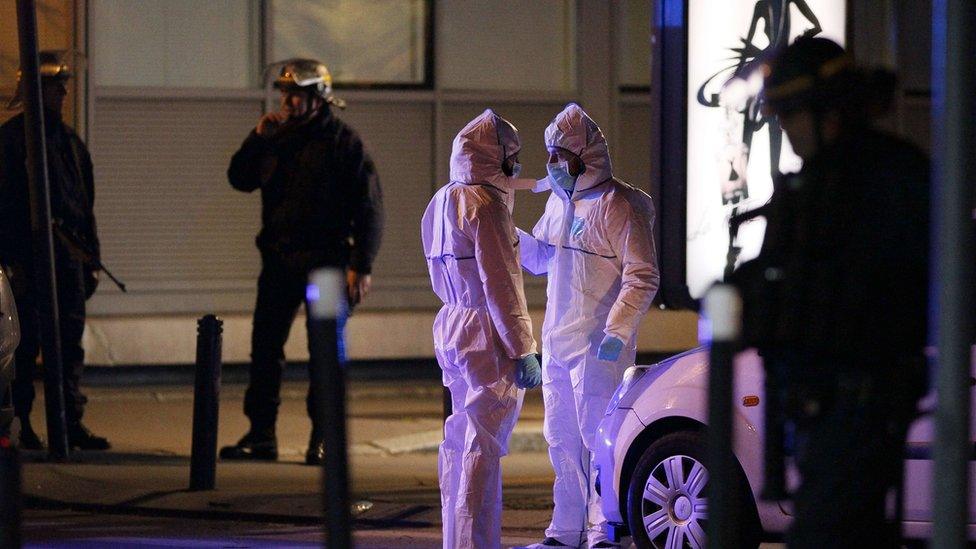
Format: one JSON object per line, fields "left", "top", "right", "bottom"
{"left": 515, "top": 353, "right": 543, "bottom": 389}
{"left": 597, "top": 335, "right": 624, "bottom": 362}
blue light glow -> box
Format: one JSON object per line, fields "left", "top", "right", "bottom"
{"left": 662, "top": 0, "right": 684, "bottom": 29}
{"left": 305, "top": 284, "right": 320, "bottom": 303}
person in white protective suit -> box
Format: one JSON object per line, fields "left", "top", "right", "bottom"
{"left": 515, "top": 104, "right": 659, "bottom": 549}
{"left": 422, "top": 108, "right": 543, "bottom": 549}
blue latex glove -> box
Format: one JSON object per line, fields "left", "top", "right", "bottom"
{"left": 597, "top": 335, "right": 624, "bottom": 362}
{"left": 515, "top": 354, "right": 542, "bottom": 389}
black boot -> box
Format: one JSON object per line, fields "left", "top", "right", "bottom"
{"left": 18, "top": 417, "right": 45, "bottom": 451}
{"left": 68, "top": 422, "right": 111, "bottom": 450}
{"left": 305, "top": 438, "right": 325, "bottom": 466}
{"left": 220, "top": 430, "right": 278, "bottom": 461}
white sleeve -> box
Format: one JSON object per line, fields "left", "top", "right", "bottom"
{"left": 471, "top": 201, "right": 537, "bottom": 360}
{"left": 604, "top": 197, "right": 660, "bottom": 342}
{"left": 517, "top": 227, "right": 553, "bottom": 276}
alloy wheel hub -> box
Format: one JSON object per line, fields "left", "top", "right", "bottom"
{"left": 672, "top": 494, "right": 693, "bottom": 522}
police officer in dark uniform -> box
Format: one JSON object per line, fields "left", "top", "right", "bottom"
{"left": 221, "top": 59, "right": 383, "bottom": 465}
{"left": 734, "top": 38, "right": 929, "bottom": 547}
{"left": 0, "top": 51, "right": 109, "bottom": 451}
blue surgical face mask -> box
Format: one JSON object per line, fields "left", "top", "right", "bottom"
{"left": 547, "top": 161, "right": 577, "bottom": 193}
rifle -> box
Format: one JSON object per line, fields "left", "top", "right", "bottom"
{"left": 724, "top": 203, "right": 773, "bottom": 281}
{"left": 51, "top": 218, "right": 127, "bottom": 293}
{"left": 726, "top": 201, "right": 787, "bottom": 501}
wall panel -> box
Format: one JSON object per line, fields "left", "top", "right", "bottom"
{"left": 436, "top": 0, "right": 575, "bottom": 91}
{"left": 616, "top": 101, "right": 653, "bottom": 193}
{"left": 91, "top": 0, "right": 259, "bottom": 88}
{"left": 89, "top": 97, "right": 263, "bottom": 314}
{"left": 90, "top": 98, "right": 439, "bottom": 314}
{"left": 337, "top": 101, "right": 437, "bottom": 309}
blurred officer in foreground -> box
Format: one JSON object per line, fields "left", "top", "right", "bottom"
{"left": 223, "top": 58, "right": 383, "bottom": 465}
{"left": 0, "top": 51, "right": 109, "bottom": 451}
{"left": 733, "top": 37, "right": 929, "bottom": 548}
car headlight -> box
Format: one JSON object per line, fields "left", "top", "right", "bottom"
{"left": 605, "top": 365, "right": 648, "bottom": 415}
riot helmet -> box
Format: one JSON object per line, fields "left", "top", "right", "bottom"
{"left": 762, "top": 37, "right": 895, "bottom": 123}
{"left": 269, "top": 58, "right": 345, "bottom": 109}
{"left": 6, "top": 50, "right": 75, "bottom": 110}
{"left": 761, "top": 37, "right": 858, "bottom": 117}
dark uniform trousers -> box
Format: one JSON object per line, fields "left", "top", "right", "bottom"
{"left": 12, "top": 253, "right": 88, "bottom": 425}
{"left": 787, "top": 366, "right": 920, "bottom": 549}
{"left": 244, "top": 255, "right": 347, "bottom": 440}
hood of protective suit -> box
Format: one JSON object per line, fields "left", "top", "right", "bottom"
{"left": 544, "top": 103, "right": 613, "bottom": 193}
{"left": 449, "top": 108, "right": 521, "bottom": 188}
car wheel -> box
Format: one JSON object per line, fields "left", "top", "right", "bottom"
{"left": 626, "top": 430, "right": 761, "bottom": 549}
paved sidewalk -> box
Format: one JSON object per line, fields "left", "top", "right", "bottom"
{"left": 16, "top": 379, "right": 555, "bottom": 547}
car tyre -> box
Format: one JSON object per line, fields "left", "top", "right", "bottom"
{"left": 626, "top": 430, "right": 761, "bottom": 549}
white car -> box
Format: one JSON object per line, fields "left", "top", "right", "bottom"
{"left": 594, "top": 346, "right": 976, "bottom": 548}
{"left": 0, "top": 265, "right": 20, "bottom": 436}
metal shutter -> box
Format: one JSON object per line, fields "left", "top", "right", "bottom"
{"left": 90, "top": 97, "right": 263, "bottom": 315}
{"left": 338, "top": 101, "right": 436, "bottom": 310}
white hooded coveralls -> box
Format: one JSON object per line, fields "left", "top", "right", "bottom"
{"left": 422, "top": 109, "right": 537, "bottom": 549}
{"left": 520, "top": 104, "right": 660, "bottom": 547}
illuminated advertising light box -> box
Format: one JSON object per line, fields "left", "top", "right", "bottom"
{"left": 656, "top": 0, "right": 847, "bottom": 307}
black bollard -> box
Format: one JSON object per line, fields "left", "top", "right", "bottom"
{"left": 307, "top": 269, "right": 351, "bottom": 549}
{"left": 189, "top": 314, "right": 222, "bottom": 491}
{"left": 442, "top": 386, "right": 452, "bottom": 427}
{"left": 704, "top": 284, "right": 742, "bottom": 549}
{"left": 16, "top": 0, "right": 68, "bottom": 461}
{"left": 931, "top": 1, "right": 976, "bottom": 547}
{"left": 0, "top": 441, "right": 22, "bottom": 548}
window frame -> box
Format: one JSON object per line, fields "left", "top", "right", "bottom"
{"left": 269, "top": 0, "right": 435, "bottom": 91}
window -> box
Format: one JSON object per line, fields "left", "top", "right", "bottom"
{"left": 0, "top": 0, "right": 77, "bottom": 123}
{"left": 436, "top": 0, "right": 575, "bottom": 92}
{"left": 272, "top": 0, "right": 429, "bottom": 86}
{"left": 92, "top": 0, "right": 260, "bottom": 88}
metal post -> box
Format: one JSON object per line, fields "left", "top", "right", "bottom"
{"left": 704, "top": 283, "right": 742, "bottom": 548}
{"left": 0, "top": 442, "right": 22, "bottom": 548}
{"left": 932, "top": 1, "right": 975, "bottom": 547}
{"left": 15, "top": 0, "right": 68, "bottom": 461}
{"left": 308, "top": 269, "right": 351, "bottom": 549}
{"left": 189, "top": 315, "right": 223, "bottom": 491}
{"left": 442, "top": 386, "right": 452, "bottom": 427}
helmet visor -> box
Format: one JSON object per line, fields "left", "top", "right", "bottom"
{"left": 268, "top": 58, "right": 331, "bottom": 93}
